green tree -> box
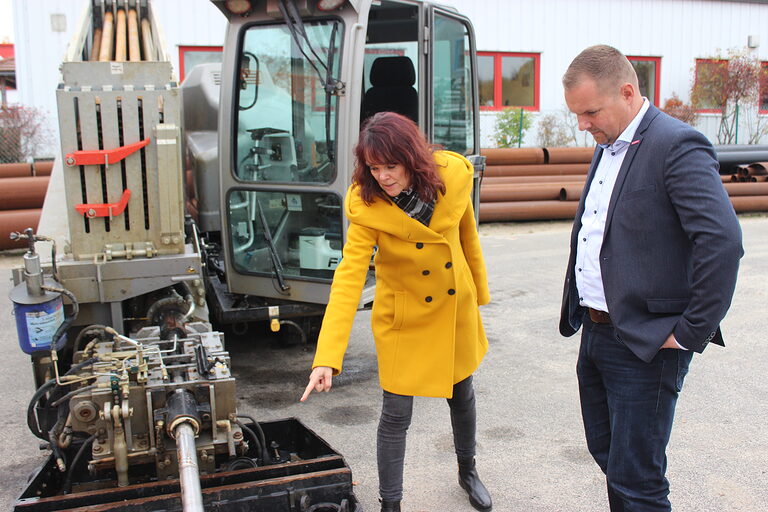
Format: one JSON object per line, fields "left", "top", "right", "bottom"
{"left": 493, "top": 107, "right": 532, "bottom": 148}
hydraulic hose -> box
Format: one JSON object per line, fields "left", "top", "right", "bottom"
{"left": 236, "top": 414, "right": 270, "bottom": 463}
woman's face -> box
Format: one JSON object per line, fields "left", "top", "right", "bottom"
{"left": 368, "top": 162, "right": 411, "bottom": 197}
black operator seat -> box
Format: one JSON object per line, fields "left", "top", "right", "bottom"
{"left": 361, "top": 56, "right": 418, "bottom": 123}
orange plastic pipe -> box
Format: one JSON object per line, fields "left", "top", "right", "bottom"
{"left": 484, "top": 163, "right": 589, "bottom": 178}
{"left": 545, "top": 147, "right": 596, "bottom": 164}
{"left": 729, "top": 195, "right": 768, "bottom": 212}
{"left": 479, "top": 200, "right": 578, "bottom": 222}
{"left": 482, "top": 175, "right": 586, "bottom": 185}
{"left": 0, "top": 163, "right": 32, "bottom": 178}
{"left": 481, "top": 148, "right": 546, "bottom": 166}
{"left": 480, "top": 183, "right": 564, "bottom": 202}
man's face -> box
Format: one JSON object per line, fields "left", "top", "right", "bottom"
{"left": 564, "top": 77, "right": 633, "bottom": 146}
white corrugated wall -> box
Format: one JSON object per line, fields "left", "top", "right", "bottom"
{"left": 10, "top": 0, "right": 768, "bottom": 151}
{"left": 439, "top": 0, "right": 768, "bottom": 146}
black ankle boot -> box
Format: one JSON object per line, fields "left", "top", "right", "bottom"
{"left": 458, "top": 458, "right": 492, "bottom": 511}
{"left": 380, "top": 498, "right": 401, "bottom": 512}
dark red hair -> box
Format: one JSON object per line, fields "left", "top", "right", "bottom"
{"left": 352, "top": 112, "right": 445, "bottom": 205}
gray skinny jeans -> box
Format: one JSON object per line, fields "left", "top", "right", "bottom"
{"left": 377, "top": 375, "right": 477, "bottom": 502}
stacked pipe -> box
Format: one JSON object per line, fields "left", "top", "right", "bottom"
{"left": 478, "top": 147, "right": 593, "bottom": 222}
{"left": 89, "top": 5, "right": 154, "bottom": 62}
{"left": 0, "top": 161, "right": 53, "bottom": 250}
{"left": 478, "top": 147, "right": 768, "bottom": 223}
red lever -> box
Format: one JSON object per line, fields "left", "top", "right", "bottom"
{"left": 75, "top": 189, "right": 131, "bottom": 218}
{"left": 65, "top": 138, "right": 150, "bottom": 167}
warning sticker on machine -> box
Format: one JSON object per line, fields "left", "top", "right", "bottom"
{"left": 26, "top": 303, "right": 65, "bottom": 348}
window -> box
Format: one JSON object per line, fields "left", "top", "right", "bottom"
{"left": 693, "top": 58, "right": 728, "bottom": 112}
{"left": 432, "top": 12, "right": 475, "bottom": 154}
{"left": 628, "top": 56, "right": 660, "bottom": 106}
{"left": 477, "top": 51, "right": 539, "bottom": 111}
{"left": 179, "top": 46, "right": 223, "bottom": 81}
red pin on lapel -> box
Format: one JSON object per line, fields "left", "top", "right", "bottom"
{"left": 631, "top": 140, "right": 640, "bottom": 145}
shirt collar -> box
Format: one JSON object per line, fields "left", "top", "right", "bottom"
{"left": 599, "top": 98, "right": 650, "bottom": 151}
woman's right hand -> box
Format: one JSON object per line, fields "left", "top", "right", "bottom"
{"left": 300, "top": 366, "right": 333, "bottom": 402}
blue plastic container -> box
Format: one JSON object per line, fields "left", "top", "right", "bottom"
{"left": 13, "top": 292, "right": 67, "bottom": 354}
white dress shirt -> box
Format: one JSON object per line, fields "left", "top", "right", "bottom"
{"left": 575, "top": 98, "right": 649, "bottom": 312}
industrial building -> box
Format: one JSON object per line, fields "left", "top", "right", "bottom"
{"left": 8, "top": 0, "right": 768, "bottom": 151}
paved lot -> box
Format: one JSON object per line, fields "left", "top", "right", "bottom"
{"left": 1, "top": 216, "right": 766, "bottom": 511}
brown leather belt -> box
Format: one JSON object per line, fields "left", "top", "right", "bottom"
{"left": 588, "top": 308, "right": 612, "bottom": 324}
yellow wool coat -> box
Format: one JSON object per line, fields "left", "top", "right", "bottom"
{"left": 312, "top": 151, "right": 490, "bottom": 398}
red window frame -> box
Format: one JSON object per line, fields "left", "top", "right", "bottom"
{"left": 694, "top": 58, "right": 728, "bottom": 113}
{"left": 477, "top": 51, "right": 540, "bottom": 112}
{"left": 627, "top": 55, "right": 661, "bottom": 107}
{"left": 178, "top": 45, "right": 223, "bottom": 81}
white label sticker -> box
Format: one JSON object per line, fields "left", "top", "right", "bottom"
{"left": 26, "top": 302, "right": 64, "bottom": 348}
{"left": 110, "top": 62, "right": 124, "bottom": 75}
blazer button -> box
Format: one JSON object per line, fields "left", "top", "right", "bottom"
{"left": 448, "top": 289, "right": 455, "bottom": 295}
{"left": 445, "top": 262, "right": 452, "bottom": 269}
{"left": 425, "top": 296, "right": 433, "bottom": 303}
{"left": 416, "top": 242, "right": 424, "bottom": 249}
{"left": 422, "top": 270, "right": 430, "bottom": 276}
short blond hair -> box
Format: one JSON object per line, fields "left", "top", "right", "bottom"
{"left": 562, "top": 44, "right": 638, "bottom": 93}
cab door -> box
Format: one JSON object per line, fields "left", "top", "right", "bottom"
{"left": 426, "top": 5, "right": 480, "bottom": 156}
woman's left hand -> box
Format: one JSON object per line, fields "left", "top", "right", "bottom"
{"left": 300, "top": 366, "right": 334, "bottom": 401}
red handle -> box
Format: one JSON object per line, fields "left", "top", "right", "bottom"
{"left": 65, "top": 138, "right": 150, "bottom": 167}
{"left": 75, "top": 189, "right": 131, "bottom": 218}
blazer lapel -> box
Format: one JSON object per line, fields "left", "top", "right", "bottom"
{"left": 603, "top": 105, "right": 660, "bottom": 236}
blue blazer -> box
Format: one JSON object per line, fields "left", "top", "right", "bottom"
{"left": 559, "top": 104, "right": 743, "bottom": 363}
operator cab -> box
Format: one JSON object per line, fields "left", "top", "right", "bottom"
{"left": 205, "top": 0, "right": 479, "bottom": 311}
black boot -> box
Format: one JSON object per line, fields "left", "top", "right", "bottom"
{"left": 380, "top": 498, "right": 401, "bottom": 512}
{"left": 458, "top": 458, "right": 492, "bottom": 511}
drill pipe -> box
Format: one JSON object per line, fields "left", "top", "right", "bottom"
{"left": 98, "top": 11, "right": 114, "bottom": 61}
{"left": 479, "top": 200, "right": 578, "bottom": 222}
{"left": 128, "top": 9, "right": 141, "bottom": 61}
{"left": 141, "top": 17, "right": 154, "bottom": 61}
{"left": 175, "top": 422, "right": 205, "bottom": 512}
{"left": 115, "top": 9, "right": 127, "bottom": 62}
{"left": 89, "top": 27, "right": 102, "bottom": 61}
{"left": 484, "top": 163, "right": 589, "bottom": 178}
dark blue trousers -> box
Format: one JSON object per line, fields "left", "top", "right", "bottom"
{"left": 577, "top": 317, "right": 693, "bottom": 512}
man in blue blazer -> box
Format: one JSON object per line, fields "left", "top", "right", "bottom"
{"left": 559, "top": 45, "right": 743, "bottom": 511}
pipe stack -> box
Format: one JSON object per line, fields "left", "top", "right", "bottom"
{"left": 0, "top": 162, "right": 52, "bottom": 250}
{"left": 478, "top": 147, "right": 768, "bottom": 223}
{"left": 478, "top": 147, "right": 592, "bottom": 222}
{"left": 90, "top": 6, "right": 153, "bottom": 62}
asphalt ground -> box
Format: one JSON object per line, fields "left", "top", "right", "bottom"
{"left": 1, "top": 215, "right": 766, "bottom": 512}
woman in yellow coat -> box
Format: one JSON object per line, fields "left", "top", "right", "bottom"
{"left": 301, "top": 112, "right": 492, "bottom": 512}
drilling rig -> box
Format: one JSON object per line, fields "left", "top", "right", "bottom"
{"left": 9, "top": 0, "right": 482, "bottom": 510}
